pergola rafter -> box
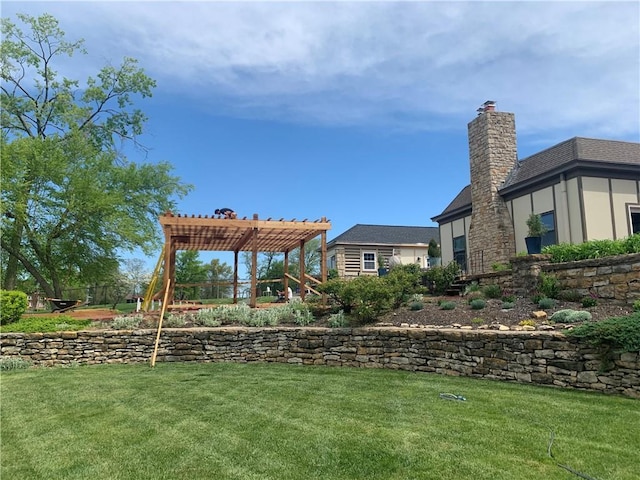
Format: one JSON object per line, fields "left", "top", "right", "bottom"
{"left": 158, "top": 212, "right": 331, "bottom": 307}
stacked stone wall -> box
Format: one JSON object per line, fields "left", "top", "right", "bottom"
{"left": 468, "top": 253, "right": 640, "bottom": 304}
{"left": 2, "top": 328, "right": 637, "bottom": 398}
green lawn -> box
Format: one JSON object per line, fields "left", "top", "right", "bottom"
{"left": 1, "top": 363, "right": 638, "bottom": 480}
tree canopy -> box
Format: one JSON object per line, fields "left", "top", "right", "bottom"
{"left": 0, "top": 13, "right": 192, "bottom": 297}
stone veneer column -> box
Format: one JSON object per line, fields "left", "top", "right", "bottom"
{"left": 467, "top": 109, "right": 517, "bottom": 273}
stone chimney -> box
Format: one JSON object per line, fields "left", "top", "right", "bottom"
{"left": 467, "top": 101, "right": 516, "bottom": 273}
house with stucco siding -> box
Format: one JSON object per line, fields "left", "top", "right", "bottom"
{"left": 432, "top": 101, "right": 640, "bottom": 274}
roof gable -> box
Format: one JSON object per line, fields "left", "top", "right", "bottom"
{"left": 433, "top": 137, "right": 639, "bottom": 223}
{"left": 328, "top": 224, "right": 439, "bottom": 247}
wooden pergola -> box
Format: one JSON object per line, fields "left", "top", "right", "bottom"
{"left": 158, "top": 212, "right": 331, "bottom": 307}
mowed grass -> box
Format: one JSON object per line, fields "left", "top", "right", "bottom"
{"left": 1, "top": 363, "right": 638, "bottom": 480}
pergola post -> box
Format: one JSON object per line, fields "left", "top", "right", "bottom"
{"left": 299, "top": 239, "right": 306, "bottom": 301}
{"left": 321, "top": 226, "right": 327, "bottom": 305}
{"left": 233, "top": 250, "right": 239, "bottom": 304}
{"left": 250, "top": 214, "right": 259, "bottom": 308}
{"left": 283, "top": 251, "right": 290, "bottom": 300}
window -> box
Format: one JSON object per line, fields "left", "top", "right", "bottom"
{"left": 540, "top": 211, "right": 556, "bottom": 247}
{"left": 630, "top": 205, "right": 640, "bottom": 234}
{"left": 362, "top": 252, "right": 376, "bottom": 271}
{"left": 453, "top": 235, "right": 466, "bottom": 271}
{"left": 328, "top": 255, "right": 336, "bottom": 270}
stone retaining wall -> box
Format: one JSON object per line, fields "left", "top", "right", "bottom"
{"left": 468, "top": 253, "right": 640, "bottom": 303}
{"left": 2, "top": 327, "right": 638, "bottom": 398}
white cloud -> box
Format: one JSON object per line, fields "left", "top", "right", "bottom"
{"left": 4, "top": 1, "right": 639, "bottom": 139}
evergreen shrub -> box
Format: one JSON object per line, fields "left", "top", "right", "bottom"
{"left": 0, "top": 290, "right": 28, "bottom": 325}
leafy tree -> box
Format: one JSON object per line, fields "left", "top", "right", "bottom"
{"left": 205, "top": 258, "right": 233, "bottom": 299}
{"left": 175, "top": 251, "right": 207, "bottom": 300}
{"left": 0, "top": 13, "right": 191, "bottom": 297}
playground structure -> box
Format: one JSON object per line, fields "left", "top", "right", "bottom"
{"left": 143, "top": 212, "right": 331, "bottom": 310}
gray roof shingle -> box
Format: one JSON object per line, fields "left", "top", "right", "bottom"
{"left": 328, "top": 224, "right": 439, "bottom": 247}
{"left": 433, "top": 137, "right": 639, "bottom": 223}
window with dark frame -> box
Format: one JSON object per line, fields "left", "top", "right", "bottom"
{"left": 453, "top": 235, "right": 466, "bottom": 271}
{"left": 630, "top": 205, "right": 640, "bottom": 234}
{"left": 540, "top": 211, "right": 556, "bottom": 247}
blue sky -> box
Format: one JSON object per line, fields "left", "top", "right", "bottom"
{"left": 4, "top": 1, "right": 640, "bottom": 276}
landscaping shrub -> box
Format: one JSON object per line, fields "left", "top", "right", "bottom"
{"left": 537, "top": 297, "right": 555, "bottom": 310}
{"left": 581, "top": 296, "right": 598, "bottom": 308}
{"left": 464, "top": 282, "right": 481, "bottom": 294}
{"left": 0, "top": 315, "right": 91, "bottom": 333}
{"left": 194, "top": 308, "right": 222, "bottom": 327}
{"left": 0, "top": 290, "right": 28, "bottom": 325}
{"left": 439, "top": 301, "right": 456, "bottom": 310}
{"left": 543, "top": 233, "right": 639, "bottom": 262}
{"left": 318, "top": 276, "right": 394, "bottom": 324}
{"left": 471, "top": 317, "right": 485, "bottom": 325}
{"left": 566, "top": 312, "right": 640, "bottom": 370}
{"left": 469, "top": 299, "right": 486, "bottom": 310}
{"left": 384, "top": 264, "right": 423, "bottom": 308}
{"left": 421, "top": 261, "right": 460, "bottom": 295}
{"left": 0, "top": 356, "right": 32, "bottom": 371}
{"left": 501, "top": 301, "right": 515, "bottom": 310}
{"left": 327, "top": 310, "right": 348, "bottom": 328}
{"left": 633, "top": 299, "right": 640, "bottom": 312}
{"left": 550, "top": 309, "right": 592, "bottom": 323}
{"left": 491, "top": 262, "right": 510, "bottom": 272}
{"left": 112, "top": 314, "right": 143, "bottom": 330}
{"left": 482, "top": 284, "right": 502, "bottom": 299}
{"left": 408, "top": 301, "right": 424, "bottom": 311}
{"left": 538, "top": 273, "right": 559, "bottom": 299}
{"left": 164, "top": 313, "right": 187, "bottom": 328}
{"left": 519, "top": 319, "right": 536, "bottom": 327}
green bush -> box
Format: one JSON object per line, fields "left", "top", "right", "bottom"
{"left": 543, "top": 233, "right": 639, "bottom": 262}
{"left": 537, "top": 297, "right": 555, "bottom": 310}
{"left": 0, "top": 290, "right": 29, "bottom": 325}
{"left": 318, "top": 276, "right": 394, "bottom": 324}
{"left": 538, "top": 273, "right": 559, "bottom": 299}
{"left": 408, "top": 301, "right": 424, "bottom": 311}
{"left": 633, "top": 299, "right": 640, "bottom": 312}
{"left": 501, "top": 301, "right": 515, "bottom": 310}
{"left": 384, "top": 264, "right": 423, "bottom": 308}
{"left": 482, "top": 284, "right": 502, "bottom": 299}
{"left": 439, "top": 301, "right": 456, "bottom": 310}
{"left": 581, "top": 296, "right": 598, "bottom": 308}
{"left": 469, "top": 299, "right": 486, "bottom": 310}
{"left": 491, "top": 262, "right": 511, "bottom": 272}
{"left": 422, "top": 261, "right": 460, "bottom": 295}
{"left": 0, "top": 315, "right": 92, "bottom": 333}
{"left": 566, "top": 313, "right": 640, "bottom": 370}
